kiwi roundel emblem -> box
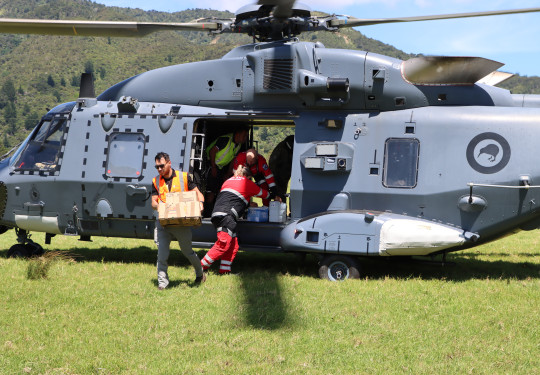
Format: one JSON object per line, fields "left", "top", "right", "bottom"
{"left": 466, "top": 132, "right": 511, "bottom": 174}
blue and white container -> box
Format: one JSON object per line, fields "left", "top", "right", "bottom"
{"left": 247, "top": 206, "right": 269, "bottom": 222}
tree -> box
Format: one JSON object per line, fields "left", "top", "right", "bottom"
{"left": 47, "top": 75, "right": 55, "bottom": 87}
{"left": 2, "top": 80, "right": 16, "bottom": 102}
{"left": 84, "top": 60, "right": 94, "bottom": 75}
{"left": 71, "top": 75, "right": 80, "bottom": 87}
{"left": 25, "top": 112, "right": 40, "bottom": 130}
{"left": 4, "top": 102, "right": 17, "bottom": 124}
{"left": 98, "top": 66, "right": 106, "bottom": 79}
{"left": 4, "top": 101, "right": 17, "bottom": 133}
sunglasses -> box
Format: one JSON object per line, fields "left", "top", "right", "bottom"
{"left": 155, "top": 163, "right": 166, "bottom": 170}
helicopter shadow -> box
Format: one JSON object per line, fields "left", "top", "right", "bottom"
{"left": 2, "top": 246, "right": 537, "bottom": 283}
{"left": 359, "top": 253, "right": 540, "bottom": 281}
{"left": 232, "top": 253, "right": 313, "bottom": 330}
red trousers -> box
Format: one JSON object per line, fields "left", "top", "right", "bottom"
{"left": 201, "top": 231, "right": 239, "bottom": 274}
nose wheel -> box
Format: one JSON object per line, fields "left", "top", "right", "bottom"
{"left": 318, "top": 255, "right": 360, "bottom": 281}
{"left": 6, "top": 229, "right": 44, "bottom": 258}
{"left": 7, "top": 241, "right": 44, "bottom": 258}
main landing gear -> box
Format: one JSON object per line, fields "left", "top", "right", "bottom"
{"left": 318, "top": 255, "right": 360, "bottom": 281}
{"left": 6, "top": 228, "right": 44, "bottom": 258}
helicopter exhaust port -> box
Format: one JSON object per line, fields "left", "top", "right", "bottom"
{"left": 327, "top": 78, "right": 350, "bottom": 93}
{"left": 298, "top": 70, "right": 350, "bottom": 106}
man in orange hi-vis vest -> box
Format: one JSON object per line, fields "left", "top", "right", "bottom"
{"left": 152, "top": 152, "right": 206, "bottom": 289}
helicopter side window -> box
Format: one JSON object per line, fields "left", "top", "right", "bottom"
{"left": 383, "top": 138, "right": 420, "bottom": 188}
{"left": 13, "top": 117, "right": 67, "bottom": 172}
{"left": 105, "top": 132, "right": 145, "bottom": 178}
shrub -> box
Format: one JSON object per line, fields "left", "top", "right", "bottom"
{"left": 26, "top": 251, "right": 75, "bottom": 280}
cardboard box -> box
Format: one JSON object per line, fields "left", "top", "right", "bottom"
{"left": 158, "top": 191, "right": 202, "bottom": 227}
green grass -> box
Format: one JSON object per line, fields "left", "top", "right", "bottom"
{"left": 0, "top": 229, "right": 539, "bottom": 374}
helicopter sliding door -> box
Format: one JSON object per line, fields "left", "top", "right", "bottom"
{"left": 78, "top": 113, "right": 192, "bottom": 239}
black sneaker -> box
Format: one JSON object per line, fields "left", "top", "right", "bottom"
{"left": 194, "top": 272, "right": 207, "bottom": 284}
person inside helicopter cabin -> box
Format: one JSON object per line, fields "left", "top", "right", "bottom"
{"left": 151, "top": 152, "right": 206, "bottom": 288}
{"left": 204, "top": 127, "right": 249, "bottom": 216}
{"left": 233, "top": 148, "right": 277, "bottom": 206}
{"left": 269, "top": 134, "right": 294, "bottom": 202}
{"left": 201, "top": 165, "right": 279, "bottom": 275}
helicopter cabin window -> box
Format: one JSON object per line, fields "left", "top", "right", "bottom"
{"left": 383, "top": 138, "right": 420, "bottom": 188}
{"left": 12, "top": 117, "right": 67, "bottom": 172}
{"left": 105, "top": 133, "right": 145, "bottom": 178}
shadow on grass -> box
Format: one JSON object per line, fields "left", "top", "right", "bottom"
{"left": 232, "top": 253, "right": 313, "bottom": 330}
{"left": 1, "top": 246, "right": 538, "bottom": 282}
{"left": 360, "top": 254, "right": 540, "bottom": 281}
{"left": 149, "top": 278, "right": 200, "bottom": 289}
{"left": 2, "top": 246, "right": 537, "bottom": 332}
{"left": 238, "top": 273, "right": 288, "bottom": 330}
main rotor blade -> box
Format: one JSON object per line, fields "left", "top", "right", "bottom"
{"left": 0, "top": 18, "right": 219, "bottom": 37}
{"left": 402, "top": 56, "right": 504, "bottom": 85}
{"left": 331, "top": 7, "right": 540, "bottom": 28}
{"left": 258, "top": 0, "right": 296, "bottom": 18}
{"left": 477, "top": 71, "right": 514, "bottom": 87}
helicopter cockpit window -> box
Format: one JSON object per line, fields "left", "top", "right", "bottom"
{"left": 12, "top": 117, "right": 67, "bottom": 172}
{"left": 383, "top": 138, "right": 420, "bottom": 188}
{"left": 105, "top": 132, "right": 145, "bottom": 178}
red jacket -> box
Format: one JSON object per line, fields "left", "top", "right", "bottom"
{"left": 233, "top": 152, "right": 276, "bottom": 188}
{"left": 212, "top": 176, "right": 270, "bottom": 222}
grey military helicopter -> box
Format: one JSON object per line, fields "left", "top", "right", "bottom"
{"left": 1, "top": 0, "right": 540, "bottom": 280}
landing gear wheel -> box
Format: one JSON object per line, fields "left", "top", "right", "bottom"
{"left": 7, "top": 244, "right": 32, "bottom": 258}
{"left": 26, "top": 242, "right": 44, "bottom": 257}
{"left": 318, "top": 255, "right": 360, "bottom": 281}
{"left": 6, "top": 243, "right": 44, "bottom": 258}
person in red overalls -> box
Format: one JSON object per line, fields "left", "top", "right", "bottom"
{"left": 232, "top": 148, "right": 277, "bottom": 206}
{"left": 201, "top": 165, "right": 280, "bottom": 274}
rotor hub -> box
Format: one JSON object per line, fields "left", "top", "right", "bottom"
{"left": 234, "top": 3, "right": 313, "bottom": 41}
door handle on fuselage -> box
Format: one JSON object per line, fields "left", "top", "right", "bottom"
{"left": 125, "top": 185, "right": 147, "bottom": 196}
{"left": 24, "top": 201, "right": 45, "bottom": 210}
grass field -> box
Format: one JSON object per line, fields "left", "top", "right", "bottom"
{"left": 0, "top": 229, "right": 539, "bottom": 374}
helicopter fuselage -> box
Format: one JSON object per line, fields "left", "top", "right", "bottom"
{"left": 1, "top": 40, "right": 540, "bottom": 259}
